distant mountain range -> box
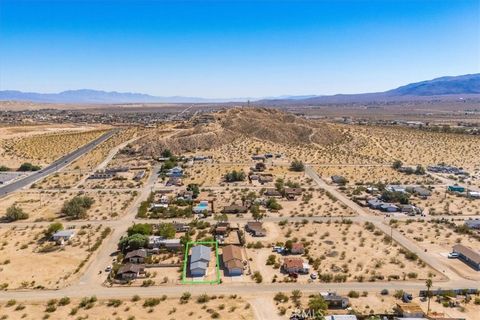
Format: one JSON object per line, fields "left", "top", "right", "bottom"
{"left": 1, "top": 74, "right": 479, "bottom": 104}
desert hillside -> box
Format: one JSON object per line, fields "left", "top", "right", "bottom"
{"left": 137, "top": 108, "right": 344, "bottom": 155}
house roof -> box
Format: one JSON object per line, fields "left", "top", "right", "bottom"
{"left": 53, "top": 230, "right": 75, "bottom": 237}
{"left": 191, "top": 245, "right": 211, "bottom": 263}
{"left": 190, "top": 261, "right": 208, "bottom": 271}
{"left": 264, "top": 189, "right": 282, "bottom": 196}
{"left": 223, "top": 245, "right": 242, "bottom": 263}
{"left": 453, "top": 244, "right": 480, "bottom": 264}
{"left": 118, "top": 263, "right": 144, "bottom": 274}
{"left": 283, "top": 257, "right": 304, "bottom": 269}
{"left": 246, "top": 221, "right": 266, "bottom": 233}
{"left": 222, "top": 205, "right": 248, "bottom": 213}
{"left": 125, "top": 249, "right": 147, "bottom": 259}
{"left": 291, "top": 243, "right": 304, "bottom": 251}
{"left": 284, "top": 188, "right": 302, "bottom": 195}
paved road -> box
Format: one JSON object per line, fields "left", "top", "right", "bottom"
{"left": 0, "top": 129, "right": 119, "bottom": 198}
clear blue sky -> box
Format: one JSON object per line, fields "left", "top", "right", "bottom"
{"left": 0, "top": 0, "right": 479, "bottom": 98}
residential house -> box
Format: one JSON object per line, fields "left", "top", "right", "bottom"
{"left": 222, "top": 245, "right": 243, "bottom": 276}
{"left": 177, "top": 190, "right": 194, "bottom": 201}
{"left": 173, "top": 222, "right": 190, "bottom": 232}
{"left": 284, "top": 188, "right": 302, "bottom": 200}
{"left": 331, "top": 175, "right": 347, "bottom": 185}
{"left": 190, "top": 245, "right": 211, "bottom": 277}
{"left": 380, "top": 203, "right": 399, "bottom": 212}
{"left": 148, "top": 236, "right": 182, "bottom": 251}
{"left": 166, "top": 166, "right": 183, "bottom": 177}
{"left": 52, "top": 230, "right": 75, "bottom": 243}
{"left": 214, "top": 222, "right": 231, "bottom": 236}
{"left": 367, "top": 199, "right": 384, "bottom": 209}
{"left": 89, "top": 170, "right": 116, "bottom": 179}
{"left": 258, "top": 174, "right": 274, "bottom": 184}
{"left": 282, "top": 257, "right": 309, "bottom": 274}
{"left": 468, "top": 191, "right": 480, "bottom": 199}
{"left": 386, "top": 185, "right": 407, "bottom": 193}
{"left": 465, "top": 220, "right": 480, "bottom": 230}
{"left": 321, "top": 292, "right": 350, "bottom": 309}
{"left": 117, "top": 263, "right": 145, "bottom": 280}
{"left": 290, "top": 243, "right": 305, "bottom": 255}
{"left": 133, "top": 170, "right": 145, "bottom": 181}
{"left": 251, "top": 155, "right": 266, "bottom": 161}
{"left": 452, "top": 244, "right": 480, "bottom": 270}
{"left": 222, "top": 205, "right": 248, "bottom": 214}
{"left": 246, "top": 221, "right": 267, "bottom": 237}
{"left": 411, "top": 186, "right": 431, "bottom": 198}
{"left": 125, "top": 249, "right": 147, "bottom": 263}
{"left": 264, "top": 189, "right": 282, "bottom": 198}
{"left": 395, "top": 303, "right": 425, "bottom": 318}
{"left": 166, "top": 176, "right": 183, "bottom": 187}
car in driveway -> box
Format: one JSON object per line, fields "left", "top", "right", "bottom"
{"left": 105, "top": 265, "right": 112, "bottom": 272}
{"left": 448, "top": 252, "right": 459, "bottom": 259}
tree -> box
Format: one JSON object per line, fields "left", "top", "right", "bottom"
{"left": 61, "top": 196, "right": 94, "bottom": 219}
{"left": 289, "top": 160, "right": 305, "bottom": 172}
{"left": 250, "top": 204, "right": 264, "bottom": 221}
{"left": 5, "top": 205, "right": 28, "bottom": 221}
{"left": 119, "top": 234, "right": 148, "bottom": 250}
{"left": 415, "top": 165, "right": 426, "bottom": 175}
{"left": 0, "top": 165, "right": 9, "bottom": 172}
{"left": 285, "top": 240, "right": 293, "bottom": 251}
{"left": 186, "top": 184, "right": 200, "bottom": 198}
{"left": 266, "top": 198, "right": 282, "bottom": 211}
{"left": 161, "top": 149, "right": 173, "bottom": 158}
{"left": 18, "top": 162, "right": 41, "bottom": 172}
{"left": 156, "top": 223, "right": 176, "bottom": 239}
{"left": 127, "top": 223, "right": 153, "bottom": 236}
{"left": 45, "top": 222, "right": 63, "bottom": 238}
{"left": 426, "top": 278, "right": 433, "bottom": 315}
{"left": 392, "top": 160, "right": 403, "bottom": 170}
{"left": 224, "top": 170, "right": 246, "bottom": 182}
{"left": 307, "top": 294, "right": 328, "bottom": 319}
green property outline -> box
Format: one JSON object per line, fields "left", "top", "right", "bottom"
{"left": 181, "top": 240, "right": 220, "bottom": 284}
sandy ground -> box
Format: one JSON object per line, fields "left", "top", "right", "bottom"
{"left": 0, "top": 190, "right": 137, "bottom": 221}
{"left": 0, "top": 128, "right": 109, "bottom": 168}
{"left": 245, "top": 220, "right": 440, "bottom": 283}
{"left": 393, "top": 219, "right": 480, "bottom": 280}
{"left": 0, "top": 224, "right": 109, "bottom": 289}
{"left": 0, "top": 295, "right": 254, "bottom": 320}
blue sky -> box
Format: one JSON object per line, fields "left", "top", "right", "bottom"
{"left": 0, "top": 0, "right": 479, "bottom": 98}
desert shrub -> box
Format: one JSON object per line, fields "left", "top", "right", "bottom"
{"left": 4, "top": 205, "right": 28, "bottom": 222}
{"left": 61, "top": 196, "right": 94, "bottom": 219}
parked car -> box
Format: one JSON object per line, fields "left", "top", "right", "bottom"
{"left": 448, "top": 252, "right": 459, "bottom": 259}
{"left": 105, "top": 265, "right": 112, "bottom": 272}
{"left": 310, "top": 273, "right": 318, "bottom": 280}
{"left": 381, "top": 289, "right": 389, "bottom": 295}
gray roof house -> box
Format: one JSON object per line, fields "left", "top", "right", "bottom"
{"left": 125, "top": 249, "right": 147, "bottom": 263}
{"left": 465, "top": 220, "right": 480, "bottom": 229}
{"left": 52, "top": 230, "right": 75, "bottom": 243}
{"left": 190, "top": 245, "right": 211, "bottom": 277}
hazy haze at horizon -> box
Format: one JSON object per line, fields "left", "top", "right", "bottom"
{"left": 0, "top": 0, "right": 479, "bottom": 99}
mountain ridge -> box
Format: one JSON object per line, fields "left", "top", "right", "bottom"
{"left": 1, "top": 73, "right": 479, "bottom": 104}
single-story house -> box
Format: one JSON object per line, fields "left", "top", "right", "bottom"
{"left": 395, "top": 303, "right": 425, "bottom": 318}
{"left": 366, "top": 186, "right": 379, "bottom": 194}
{"left": 222, "top": 205, "right": 248, "bottom": 214}
{"left": 465, "top": 220, "right": 480, "bottom": 230}
{"left": 331, "top": 175, "right": 347, "bottom": 185}
{"left": 251, "top": 155, "right": 266, "bottom": 161}
{"left": 284, "top": 188, "right": 303, "bottom": 200}
{"left": 166, "top": 177, "right": 183, "bottom": 187}
{"left": 166, "top": 166, "right": 183, "bottom": 177}
{"left": 258, "top": 174, "right": 274, "bottom": 184}
{"left": 452, "top": 244, "right": 480, "bottom": 271}
{"left": 162, "top": 239, "right": 183, "bottom": 251}
{"left": 448, "top": 185, "right": 465, "bottom": 193}
{"left": 190, "top": 245, "right": 211, "bottom": 277}
{"left": 222, "top": 245, "right": 243, "bottom": 276}
{"left": 380, "top": 203, "right": 399, "bottom": 212}
{"left": 282, "top": 257, "right": 309, "bottom": 274}
{"left": 177, "top": 190, "right": 194, "bottom": 201}
{"left": 89, "top": 171, "right": 116, "bottom": 179}
{"left": 173, "top": 222, "right": 190, "bottom": 232}
{"left": 399, "top": 204, "right": 418, "bottom": 214}
{"left": 52, "top": 230, "right": 75, "bottom": 243}
{"left": 215, "top": 222, "right": 231, "bottom": 235}
{"left": 246, "top": 221, "right": 267, "bottom": 237}
{"left": 367, "top": 199, "right": 384, "bottom": 209}
{"left": 290, "top": 243, "right": 305, "bottom": 255}
{"left": 125, "top": 249, "right": 147, "bottom": 263}
{"left": 321, "top": 292, "right": 350, "bottom": 309}
{"left": 386, "top": 185, "right": 406, "bottom": 193}
{"left": 133, "top": 170, "right": 145, "bottom": 181}
{"left": 117, "top": 263, "right": 145, "bottom": 280}
{"left": 148, "top": 236, "right": 182, "bottom": 250}
{"left": 412, "top": 186, "right": 431, "bottom": 197}
{"left": 264, "top": 189, "right": 282, "bottom": 198}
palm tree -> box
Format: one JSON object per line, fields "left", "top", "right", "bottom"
{"left": 426, "top": 278, "right": 433, "bottom": 315}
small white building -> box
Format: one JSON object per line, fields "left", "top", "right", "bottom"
{"left": 52, "top": 230, "right": 75, "bottom": 243}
